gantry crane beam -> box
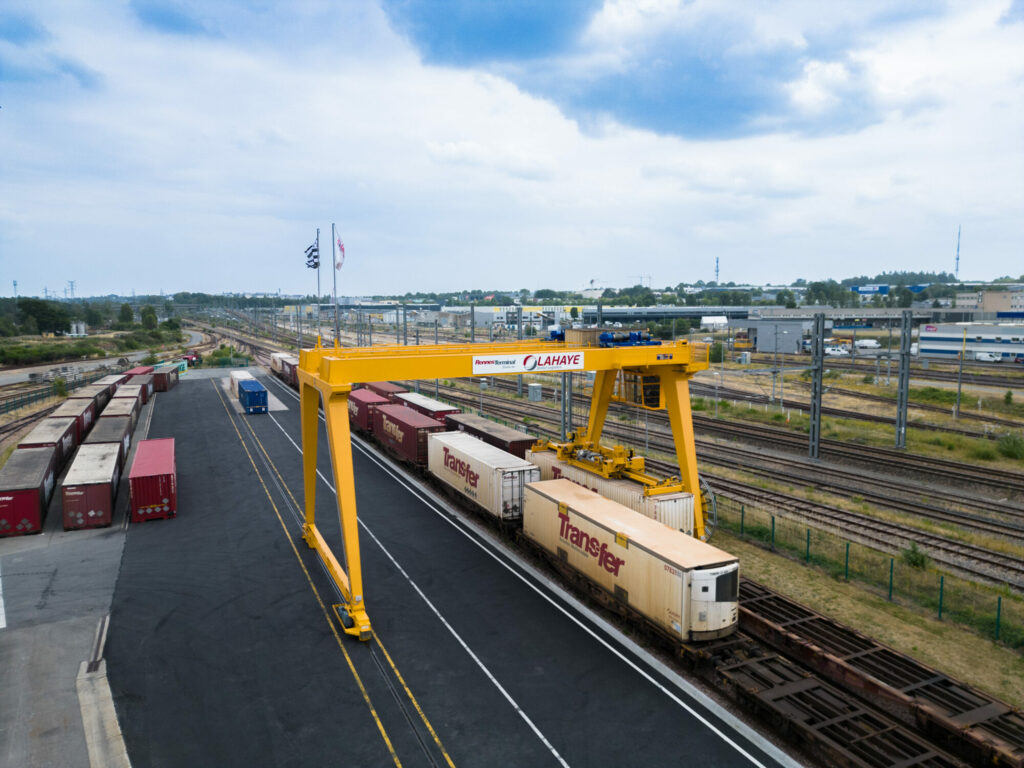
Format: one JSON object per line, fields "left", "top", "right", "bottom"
{"left": 297, "top": 338, "right": 709, "bottom": 640}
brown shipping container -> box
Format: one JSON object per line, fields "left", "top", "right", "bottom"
{"left": 152, "top": 364, "right": 179, "bottom": 392}
{"left": 394, "top": 392, "right": 461, "bottom": 422}
{"left": 372, "top": 404, "right": 446, "bottom": 465}
{"left": 130, "top": 374, "right": 154, "bottom": 404}
{"left": 348, "top": 389, "right": 389, "bottom": 432}
{"left": 444, "top": 412, "right": 539, "bottom": 459}
{"left": 18, "top": 417, "right": 78, "bottom": 471}
{"left": 364, "top": 381, "right": 408, "bottom": 402}
{"left": 129, "top": 438, "right": 176, "bottom": 522}
{"left": 62, "top": 444, "right": 120, "bottom": 530}
{"left": 68, "top": 384, "right": 110, "bottom": 411}
{"left": 523, "top": 479, "right": 739, "bottom": 641}
{"left": 84, "top": 415, "right": 132, "bottom": 468}
{"left": 112, "top": 384, "right": 143, "bottom": 407}
{"left": 100, "top": 397, "right": 140, "bottom": 431}
{"left": 47, "top": 399, "right": 97, "bottom": 442}
{"left": 94, "top": 374, "right": 127, "bottom": 394}
{"left": 124, "top": 365, "right": 155, "bottom": 376}
{"left": 0, "top": 447, "right": 57, "bottom": 537}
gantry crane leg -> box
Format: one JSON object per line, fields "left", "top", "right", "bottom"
{"left": 659, "top": 370, "right": 706, "bottom": 539}
{"left": 583, "top": 369, "right": 618, "bottom": 446}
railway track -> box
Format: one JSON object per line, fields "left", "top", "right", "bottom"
{"left": 0, "top": 403, "right": 60, "bottom": 440}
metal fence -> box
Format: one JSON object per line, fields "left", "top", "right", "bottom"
{"left": 716, "top": 495, "right": 1022, "bottom": 649}
{"left": 0, "top": 368, "right": 121, "bottom": 415}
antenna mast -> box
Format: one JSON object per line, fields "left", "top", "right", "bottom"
{"left": 715, "top": 257, "right": 720, "bottom": 285}
{"left": 954, "top": 225, "right": 961, "bottom": 280}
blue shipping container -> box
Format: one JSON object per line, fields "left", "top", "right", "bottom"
{"left": 237, "top": 380, "right": 268, "bottom": 414}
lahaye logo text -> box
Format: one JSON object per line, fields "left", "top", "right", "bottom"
{"left": 472, "top": 352, "right": 585, "bottom": 375}
{"left": 443, "top": 447, "right": 479, "bottom": 488}
{"left": 558, "top": 510, "right": 625, "bottom": 575}
{"left": 382, "top": 417, "right": 404, "bottom": 442}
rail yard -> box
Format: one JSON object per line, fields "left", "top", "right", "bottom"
{"left": 1, "top": 316, "right": 1022, "bottom": 768}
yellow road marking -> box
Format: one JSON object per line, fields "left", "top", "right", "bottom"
{"left": 210, "top": 380, "right": 403, "bottom": 768}
{"left": 229, "top": 387, "right": 456, "bottom": 768}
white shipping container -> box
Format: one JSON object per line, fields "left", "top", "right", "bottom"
{"left": 529, "top": 451, "right": 695, "bottom": 536}
{"left": 523, "top": 480, "right": 738, "bottom": 641}
{"left": 270, "top": 353, "right": 289, "bottom": 374}
{"left": 428, "top": 432, "right": 540, "bottom": 521}
{"left": 230, "top": 371, "right": 255, "bottom": 388}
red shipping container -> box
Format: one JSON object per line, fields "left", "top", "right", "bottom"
{"left": 94, "top": 374, "right": 127, "bottom": 394}
{"left": 48, "top": 399, "right": 97, "bottom": 443}
{"left": 124, "top": 366, "right": 155, "bottom": 376}
{"left": 112, "top": 384, "right": 143, "bottom": 409}
{"left": 62, "top": 444, "right": 120, "bottom": 530}
{"left": 364, "top": 381, "right": 408, "bottom": 402}
{"left": 395, "top": 392, "right": 461, "bottom": 423}
{"left": 0, "top": 447, "right": 57, "bottom": 537}
{"left": 68, "top": 384, "right": 110, "bottom": 411}
{"left": 19, "top": 417, "right": 78, "bottom": 470}
{"left": 152, "top": 364, "right": 179, "bottom": 392}
{"left": 444, "top": 412, "right": 539, "bottom": 459}
{"left": 372, "top": 404, "right": 446, "bottom": 466}
{"left": 129, "top": 438, "right": 176, "bottom": 522}
{"left": 128, "top": 374, "right": 154, "bottom": 404}
{"left": 100, "top": 397, "right": 140, "bottom": 431}
{"left": 84, "top": 416, "right": 132, "bottom": 468}
{"left": 349, "top": 389, "right": 389, "bottom": 432}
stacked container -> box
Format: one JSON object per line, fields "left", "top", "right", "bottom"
{"left": 444, "top": 412, "right": 539, "bottom": 459}
{"left": 129, "top": 438, "right": 176, "bottom": 522}
{"left": 84, "top": 415, "right": 132, "bottom": 468}
{"left": 237, "top": 379, "right": 268, "bottom": 414}
{"left": 523, "top": 479, "right": 739, "bottom": 641}
{"left": 18, "top": 417, "right": 78, "bottom": 471}
{"left": 364, "top": 381, "right": 408, "bottom": 402}
{"left": 348, "top": 389, "right": 389, "bottom": 432}
{"left": 372, "top": 404, "right": 446, "bottom": 465}
{"left": 529, "top": 451, "right": 696, "bottom": 536}
{"left": 428, "top": 432, "right": 540, "bottom": 521}
{"left": 47, "top": 399, "right": 96, "bottom": 443}
{"left": 100, "top": 396, "right": 141, "bottom": 431}
{"left": 394, "top": 392, "right": 461, "bottom": 423}
{"left": 0, "top": 447, "right": 57, "bottom": 537}
{"left": 61, "top": 444, "right": 121, "bottom": 530}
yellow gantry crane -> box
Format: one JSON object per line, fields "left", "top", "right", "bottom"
{"left": 297, "top": 338, "right": 709, "bottom": 640}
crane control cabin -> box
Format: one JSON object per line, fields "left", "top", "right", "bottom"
{"left": 297, "top": 334, "right": 711, "bottom": 640}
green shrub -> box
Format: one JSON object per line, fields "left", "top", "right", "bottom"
{"left": 997, "top": 434, "right": 1024, "bottom": 460}
{"left": 53, "top": 377, "right": 68, "bottom": 397}
{"left": 901, "top": 543, "right": 929, "bottom": 569}
{"left": 968, "top": 444, "right": 997, "bottom": 461}
{"left": 1005, "top": 390, "right": 1014, "bottom": 406}
{"left": 862, "top": 374, "right": 875, "bottom": 384}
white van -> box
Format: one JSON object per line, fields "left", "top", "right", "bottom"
{"left": 854, "top": 339, "right": 881, "bottom": 349}
{"left": 975, "top": 352, "right": 1001, "bottom": 363}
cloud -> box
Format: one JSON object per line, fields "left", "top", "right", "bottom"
{"left": 0, "top": 12, "right": 49, "bottom": 45}
{"left": 129, "top": 0, "right": 211, "bottom": 36}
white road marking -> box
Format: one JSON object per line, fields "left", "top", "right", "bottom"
{"left": 0, "top": 559, "right": 7, "bottom": 629}
{"left": 263, "top": 373, "right": 797, "bottom": 768}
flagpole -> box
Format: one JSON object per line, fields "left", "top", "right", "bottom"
{"left": 332, "top": 222, "right": 339, "bottom": 343}
{"left": 316, "top": 227, "right": 321, "bottom": 340}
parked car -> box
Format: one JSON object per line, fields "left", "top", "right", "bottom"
{"left": 1014, "top": 354, "right": 1024, "bottom": 365}
{"left": 824, "top": 346, "right": 849, "bottom": 357}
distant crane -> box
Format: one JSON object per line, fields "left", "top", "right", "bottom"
{"left": 68, "top": 280, "right": 75, "bottom": 299}
{"left": 954, "top": 225, "right": 961, "bottom": 280}
{"left": 628, "top": 274, "right": 651, "bottom": 288}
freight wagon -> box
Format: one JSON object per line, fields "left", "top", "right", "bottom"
{"left": 372, "top": 404, "right": 446, "bottom": 465}
{"left": 394, "top": 392, "right": 461, "bottom": 423}
{"left": 152, "top": 363, "right": 179, "bottom": 391}
{"left": 18, "top": 417, "right": 78, "bottom": 472}
{"left": 364, "top": 381, "right": 408, "bottom": 402}
{"left": 129, "top": 438, "right": 176, "bottom": 522}
{"left": 61, "top": 444, "right": 120, "bottom": 530}
{"left": 443, "top": 412, "right": 539, "bottom": 459}
{"left": 529, "top": 450, "right": 696, "bottom": 536}
{"left": 428, "top": 432, "right": 540, "bottom": 522}
{"left": 270, "top": 353, "right": 299, "bottom": 387}
{"left": 47, "top": 398, "right": 96, "bottom": 442}
{"left": 238, "top": 379, "right": 268, "bottom": 414}
{"left": 94, "top": 373, "right": 128, "bottom": 393}
{"left": 100, "top": 396, "right": 141, "bottom": 431}
{"left": 0, "top": 447, "right": 57, "bottom": 537}
{"left": 68, "top": 384, "right": 111, "bottom": 411}
{"left": 348, "top": 388, "right": 389, "bottom": 432}
{"left": 523, "top": 479, "right": 738, "bottom": 641}
{"left": 112, "top": 384, "right": 143, "bottom": 410}
{"left": 128, "top": 374, "right": 154, "bottom": 404}
{"left": 84, "top": 415, "right": 132, "bottom": 469}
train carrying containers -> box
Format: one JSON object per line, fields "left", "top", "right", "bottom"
{"left": 0, "top": 447, "right": 57, "bottom": 537}
{"left": 124, "top": 365, "right": 155, "bottom": 376}
{"left": 61, "top": 444, "right": 120, "bottom": 530}
{"left": 68, "top": 384, "right": 111, "bottom": 411}
{"left": 373, "top": 404, "right": 446, "bottom": 466}
{"left": 47, "top": 398, "right": 96, "bottom": 442}
{"left": 237, "top": 379, "right": 268, "bottom": 414}
{"left": 129, "top": 374, "right": 154, "bottom": 404}
{"left": 348, "top": 388, "right": 389, "bottom": 432}
{"left": 84, "top": 415, "right": 132, "bottom": 469}
{"left": 18, "top": 417, "right": 78, "bottom": 471}
{"left": 444, "top": 412, "right": 539, "bottom": 459}
{"left": 364, "top": 381, "right": 408, "bottom": 402}
{"left": 529, "top": 451, "right": 696, "bottom": 536}
{"left": 428, "top": 432, "right": 540, "bottom": 521}
{"left": 279, "top": 355, "right": 299, "bottom": 388}
{"left": 99, "top": 396, "right": 141, "bottom": 431}
{"left": 395, "top": 392, "right": 462, "bottom": 423}
{"left": 152, "top": 363, "right": 179, "bottom": 392}
{"left": 523, "top": 479, "right": 739, "bottom": 641}
{"left": 129, "top": 438, "right": 176, "bottom": 522}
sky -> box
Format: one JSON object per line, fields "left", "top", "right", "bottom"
{"left": 1, "top": 0, "right": 1022, "bottom": 298}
